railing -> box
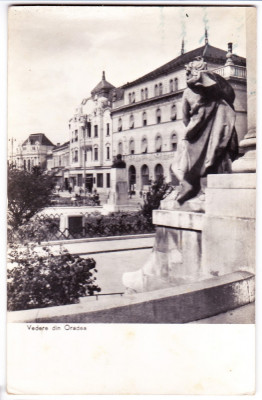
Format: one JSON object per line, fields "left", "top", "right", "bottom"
{"left": 8, "top": 212, "right": 155, "bottom": 243}
{"left": 213, "top": 65, "right": 247, "bottom": 79}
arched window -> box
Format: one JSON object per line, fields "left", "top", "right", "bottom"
{"left": 169, "top": 79, "right": 174, "bottom": 92}
{"left": 155, "top": 135, "right": 162, "bottom": 152}
{"left": 129, "top": 114, "right": 134, "bottom": 129}
{"left": 171, "top": 133, "right": 177, "bottom": 151}
{"left": 94, "top": 146, "right": 98, "bottom": 161}
{"left": 171, "top": 103, "right": 177, "bottom": 120}
{"left": 141, "top": 89, "right": 144, "bottom": 101}
{"left": 141, "top": 164, "right": 150, "bottom": 186}
{"left": 145, "top": 88, "right": 148, "bottom": 99}
{"left": 156, "top": 108, "right": 161, "bottom": 124}
{"left": 118, "top": 118, "right": 122, "bottom": 132}
{"left": 118, "top": 141, "right": 123, "bottom": 155}
{"left": 154, "top": 84, "right": 159, "bottom": 97}
{"left": 174, "top": 78, "right": 178, "bottom": 91}
{"left": 128, "top": 93, "right": 132, "bottom": 103}
{"left": 159, "top": 83, "right": 163, "bottom": 95}
{"left": 129, "top": 165, "right": 136, "bottom": 190}
{"left": 129, "top": 139, "right": 135, "bottom": 155}
{"left": 142, "top": 111, "right": 147, "bottom": 126}
{"left": 155, "top": 164, "right": 164, "bottom": 180}
{"left": 141, "top": 137, "right": 148, "bottom": 154}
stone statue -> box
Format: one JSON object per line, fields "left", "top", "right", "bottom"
{"left": 172, "top": 56, "right": 238, "bottom": 205}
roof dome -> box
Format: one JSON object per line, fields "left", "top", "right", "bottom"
{"left": 91, "top": 71, "right": 115, "bottom": 98}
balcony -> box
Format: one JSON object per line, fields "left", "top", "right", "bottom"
{"left": 213, "top": 65, "right": 246, "bottom": 80}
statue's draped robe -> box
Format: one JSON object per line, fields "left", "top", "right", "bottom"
{"left": 176, "top": 71, "right": 238, "bottom": 185}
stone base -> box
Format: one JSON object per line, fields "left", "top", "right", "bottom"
{"left": 202, "top": 173, "right": 256, "bottom": 276}
{"left": 160, "top": 188, "right": 205, "bottom": 213}
{"left": 122, "top": 210, "right": 205, "bottom": 293}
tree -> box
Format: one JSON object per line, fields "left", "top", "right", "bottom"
{"left": 8, "top": 166, "right": 56, "bottom": 229}
{"left": 141, "top": 175, "right": 173, "bottom": 224}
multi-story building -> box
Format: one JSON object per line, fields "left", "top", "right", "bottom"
{"left": 111, "top": 40, "right": 247, "bottom": 192}
{"left": 14, "top": 133, "right": 55, "bottom": 171}
{"left": 68, "top": 71, "right": 115, "bottom": 194}
{"left": 46, "top": 141, "right": 70, "bottom": 189}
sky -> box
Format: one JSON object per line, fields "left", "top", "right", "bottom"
{"left": 8, "top": 5, "right": 247, "bottom": 149}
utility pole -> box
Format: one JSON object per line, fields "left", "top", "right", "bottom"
{"left": 8, "top": 137, "right": 16, "bottom": 166}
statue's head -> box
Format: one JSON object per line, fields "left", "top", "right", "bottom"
{"left": 185, "top": 56, "right": 207, "bottom": 80}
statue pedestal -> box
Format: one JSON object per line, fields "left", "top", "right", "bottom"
{"left": 122, "top": 173, "right": 255, "bottom": 293}
{"left": 202, "top": 173, "right": 256, "bottom": 276}
{"left": 104, "top": 168, "right": 128, "bottom": 212}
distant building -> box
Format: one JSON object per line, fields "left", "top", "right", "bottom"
{"left": 111, "top": 40, "right": 247, "bottom": 192}
{"left": 67, "top": 71, "right": 114, "bottom": 194}
{"left": 46, "top": 141, "right": 70, "bottom": 189}
{"left": 14, "top": 133, "right": 55, "bottom": 171}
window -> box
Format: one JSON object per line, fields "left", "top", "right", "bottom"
{"left": 94, "top": 125, "right": 98, "bottom": 137}
{"left": 141, "top": 89, "right": 144, "bottom": 101}
{"left": 87, "top": 121, "right": 91, "bottom": 137}
{"left": 171, "top": 133, "right": 177, "bottom": 151}
{"left": 24, "top": 160, "right": 26, "bottom": 170}
{"left": 156, "top": 108, "right": 161, "bottom": 124}
{"left": 106, "top": 146, "right": 110, "bottom": 160}
{"left": 174, "top": 78, "right": 178, "bottom": 91}
{"left": 154, "top": 84, "right": 159, "bottom": 97}
{"left": 28, "top": 159, "right": 31, "bottom": 171}
{"left": 106, "top": 123, "right": 110, "bottom": 136}
{"left": 118, "top": 118, "right": 122, "bottom": 132}
{"left": 159, "top": 83, "right": 163, "bottom": 95}
{"left": 171, "top": 103, "right": 177, "bottom": 120}
{"left": 169, "top": 79, "right": 174, "bottom": 92}
{"left": 129, "top": 114, "right": 134, "bottom": 129}
{"left": 97, "top": 173, "right": 103, "bottom": 188}
{"left": 118, "top": 141, "right": 123, "bottom": 155}
{"left": 142, "top": 111, "right": 147, "bottom": 126}
{"left": 145, "top": 88, "right": 148, "bottom": 99}
{"left": 132, "top": 92, "right": 136, "bottom": 103}
{"left": 94, "top": 147, "right": 98, "bottom": 161}
{"left": 74, "top": 150, "right": 78, "bottom": 162}
{"left": 141, "top": 164, "right": 150, "bottom": 186}
{"left": 128, "top": 93, "right": 132, "bottom": 103}
{"left": 106, "top": 173, "right": 110, "bottom": 188}
{"left": 155, "top": 164, "right": 164, "bottom": 180}
{"left": 84, "top": 150, "right": 87, "bottom": 162}
{"left": 129, "top": 140, "right": 135, "bottom": 154}
{"left": 141, "top": 137, "right": 148, "bottom": 154}
{"left": 155, "top": 135, "right": 162, "bottom": 152}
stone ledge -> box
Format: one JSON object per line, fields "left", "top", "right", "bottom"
{"left": 8, "top": 271, "right": 255, "bottom": 324}
{"left": 207, "top": 173, "right": 256, "bottom": 189}
{"left": 153, "top": 209, "right": 203, "bottom": 231}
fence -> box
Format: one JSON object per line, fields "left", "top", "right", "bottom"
{"left": 9, "top": 212, "right": 155, "bottom": 243}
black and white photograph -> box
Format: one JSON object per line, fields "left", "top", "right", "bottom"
{"left": 3, "top": 2, "right": 258, "bottom": 396}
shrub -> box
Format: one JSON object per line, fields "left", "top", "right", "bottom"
{"left": 141, "top": 175, "right": 173, "bottom": 223}
{"left": 7, "top": 244, "right": 101, "bottom": 311}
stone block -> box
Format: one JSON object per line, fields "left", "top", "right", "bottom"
{"left": 153, "top": 209, "right": 203, "bottom": 231}
{"left": 207, "top": 173, "right": 256, "bottom": 189}
{"left": 205, "top": 187, "right": 256, "bottom": 218}
{"left": 202, "top": 215, "right": 255, "bottom": 276}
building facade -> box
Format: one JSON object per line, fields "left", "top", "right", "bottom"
{"left": 46, "top": 141, "right": 70, "bottom": 189}
{"left": 111, "top": 41, "right": 247, "bottom": 192}
{"left": 67, "top": 71, "right": 115, "bottom": 194}
{"left": 14, "top": 133, "right": 55, "bottom": 171}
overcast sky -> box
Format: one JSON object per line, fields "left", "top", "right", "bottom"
{"left": 8, "top": 5, "right": 246, "bottom": 147}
